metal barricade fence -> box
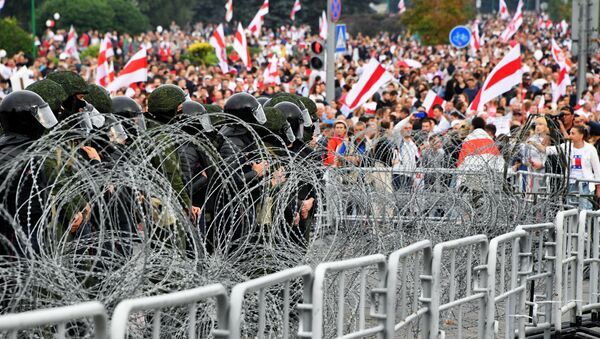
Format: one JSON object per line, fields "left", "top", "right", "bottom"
{"left": 429, "top": 235, "right": 489, "bottom": 339}
{"left": 110, "top": 284, "right": 228, "bottom": 339}
{"left": 384, "top": 240, "right": 432, "bottom": 338}
{"left": 579, "top": 210, "right": 600, "bottom": 319}
{"left": 309, "top": 254, "right": 387, "bottom": 339}
{"left": 0, "top": 301, "right": 108, "bottom": 339}
{"left": 485, "top": 230, "right": 529, "bottom": 339}
{"left": 226, "top": 265, "right": 313, "bottom": 339}
{"left": 4, "top": 212, "right": 600, "bottom": 338}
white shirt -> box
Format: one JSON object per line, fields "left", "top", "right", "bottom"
{"left": 433, "top": 116, "right": 451, "bottom": 134}
{"left": 393, "top": 138, "right": 420, "bottom": 172}
{"left": 547, "top": 142, "right": 600, "bottom": 188}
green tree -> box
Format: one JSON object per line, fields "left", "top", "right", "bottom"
{"left": 548, "top": 0, "right": 572, "bottom": 22}
{"left": 0, "top": 17, "right": 34, "bottom": 57}
{"left": 37, "top": 0, "right": 115, "bottom": 32}
{"left": 402, "top": 0, "right": 474, "bottom": 45}
{"left": 136, "top": 0, "right": 193, "bottom": 28}
{"left": 106, "top": 0, "right": 149, "bottom": 34}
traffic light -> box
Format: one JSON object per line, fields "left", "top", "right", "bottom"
{"left": 310, "top": 41, "right": 324, "bottom": 71}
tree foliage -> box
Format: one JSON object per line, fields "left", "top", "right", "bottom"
{"left": 35, "top": 0, "right": 147, "bottom": 34}
{"left": 136, "top": 0, "right": 193, "bottom": 29}
{"left": 0, "top": 17, "right": 34, "bottom": 57}
{"left": 402, "top": 0, "right": 474, "bottom": 45}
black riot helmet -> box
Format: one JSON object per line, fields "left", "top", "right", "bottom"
{"left": 223, "top": 92, "right": 266, "bottom": 124}
{"left": 180, "top": 101, "right": 213, "bottom": 132}
{"left": 111, "top": 96, "right": 146, "bottom": 132}
{"left": 274, "top": 101, "right": 304, "bottom": 140}
{"left": 0, "top": 90, "right": 58, "bottom": 139}
{"left": 257, "top": 96, "right": 270, "bottom": 107}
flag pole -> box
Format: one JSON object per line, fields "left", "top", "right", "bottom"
{"left": 325, "top": 0, "right": 335, "bottom": 104}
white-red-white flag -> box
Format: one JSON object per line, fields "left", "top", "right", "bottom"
{"left": 500, "top": 0, "right": 523, "bottom": 42}
{"left": 342, "top": 59, "right": 394, "bottom": 112}
{"left": 551, "top": 38, "right": 573, "bottom": 69}
{"left": 319, "top": 10, "right": 327, "bottom": 40}
{"left": 290, "top": 0, "right": 301, "bottom": 20}
{"left": 225, "top": 0, "right": 233, "bottom": 22}
{"left": 537, "top": 94, "right": 545, "bottom": 110}
{"left": 234, "top": 23, "right": 251, "bottom": 70}
{"left": 106, "top": 48, "right": 147, "bottom": 92}
{"left": 248, "top": 0, "right": 269, "bottom": 37}
{"left": 397, "top": 58, "right": 422, "bottom": 68}
{"left": 422, "top": 90, "right": 446, "bottom": 117}
{"left": 398, "top": 0, "right": 406, "bottom": 14}
{"left": 210, "top": 24, "right": 229, "bottom": 73}
{"left": 470, "top": 23, "right": 481, "bottom": 51}
{"left": 264, "top": 55, "right": 280, "bottom": 84}
{"left": 96, "top": 33, "right": 115, "bottom": 87}
{"left": 469, "top": 44, "right": 522, "bottom": 112}
{"left": 499, "top": 0, "right": 510, "bottom": 19}
{"left": 65, "top": 25, "right": 80, "bottom": 61}
{"left": 552, "top": 66, "right": 570, "bottom": 103}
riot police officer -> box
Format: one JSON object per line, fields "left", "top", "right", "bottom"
{"left": 0, "top": 90, "right": 59, "bottom": 256}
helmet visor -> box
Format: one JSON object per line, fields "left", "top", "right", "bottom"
{"left": 296, "top": 122, "right": 304, "bottom": 140}
{"left": 84, "top": 102, "right": 105, "bottom": 128}
{"left": 283, "top": 123, "right": 296, "bottom": 144}
{"left": 133, "top": 115, "right": 147, "bottom": 132}
{"left": 200, "top": 114, "right": 214, "bottom": 132}
{"left": 312, "top": 121, "right": 321, "bottom": 135}
{"left": 253, "top": 105, "right": 267, "bottom": 125}
{"left": 108, "top": 121, "right": 129, "bottom": 144}
{"left": 301, "top": 108, "right": 312, "bottom": 127}
{"left": 34, "top": 103, "right": 58, "bottom": 129}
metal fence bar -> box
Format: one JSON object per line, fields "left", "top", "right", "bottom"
{"left": 384, "top": 240, "right": 432, "bottom": 338}
{"left": 429, "top": 234, "right": 488, "bottom": 339}
{"left": 485, "top": 230, "right": 529, "bottom": 339}
{"left": 311, "top": 254, "right": 387, "bottom": 339}
{"left": 554, "top": 209, "right": 580, "bottom": 332}
{"left": 227, "top": 265, "right": 313, "bottom": 339}
{"left": 579, "top": 210, "right": 600, "bottom": 317}
{"left": 110, "top": 284, "right": 228, "bottom": 339}
{"left": 0, "top": 301, "right": 108, "bottom": 339}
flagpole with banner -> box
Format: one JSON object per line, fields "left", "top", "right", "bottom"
{"left": 31, "top": 0, "right": 37, "bottom": 58}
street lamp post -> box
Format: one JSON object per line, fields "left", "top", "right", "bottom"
{"left": 31, "top": 0, "right": 36, "bottom": 58}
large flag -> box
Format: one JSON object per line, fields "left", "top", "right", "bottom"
{"left": 210, "top": 24, "right": 229, "bottom": 73}
{"left": 551, "top": 39, "right": 573, "bottom": 69}
{"left": 319, "top": 10, "right": 327, "bottom": 40}
{"left": 470, "top": 23, "right": 481, "bottom": 52}
{"left": 469, "top": 44, "right": 522, "bottom": 112}
{"left": 398, "top": 0, "right": 406, "bottom": 14}
{"left": 290, "top": 0, "right": 301, "bottom": 20}
{"left": 96, "top": 33, "right": 115, "bottom": 87}
{"left": 342, "top": 59, "right": 394, "bottom": 112}
{"left": 248, "top": 0, "right": 269, "bottom": 37}
{"left": 106, "top": 48, "right": 147, "bottom": 92}
{"left": 552, "top": 66, "right": 570, "bottom": 103}
{"left": 500, "top": 0, "right": 523, "bottom": 42}
{"left": 225, "top": 0, "right": 233, "bottom": 22}
{"left": 65, "top": 25, "right": 80, "bottom": 61}
{"left": 234, "top": 23, "right": 251, "bottom": 70}
{"left": 422, "top": 90, "right": 446, "bottom": 117}
{"left": 499, "top": 0, "right": 510, "bottom": 19}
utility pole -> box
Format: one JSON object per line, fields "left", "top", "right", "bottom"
{"left": 576, "top": 0, "right": 589, "bottom": 100}
{"left": 326, "top": 0, "right": 336, "bottom": 104}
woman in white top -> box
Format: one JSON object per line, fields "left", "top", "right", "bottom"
{"left": 530, "top": 125, "right": 600, "bottom": 210}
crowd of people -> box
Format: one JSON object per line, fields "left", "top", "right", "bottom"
{"left": 2, "top": 9, "right": 600, "bottom": 227}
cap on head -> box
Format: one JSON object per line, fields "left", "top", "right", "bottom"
{"left": 26, "top": 79, "right": 67, "bottom": 113}
{"left": 47, "top": 71, "right": 88, "bottom": 98}
{"left": 147, "top": 84, "right": 186, "bottom": 123}
{"left": 85, "top": 84, "right": 112, "bottom": 113}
